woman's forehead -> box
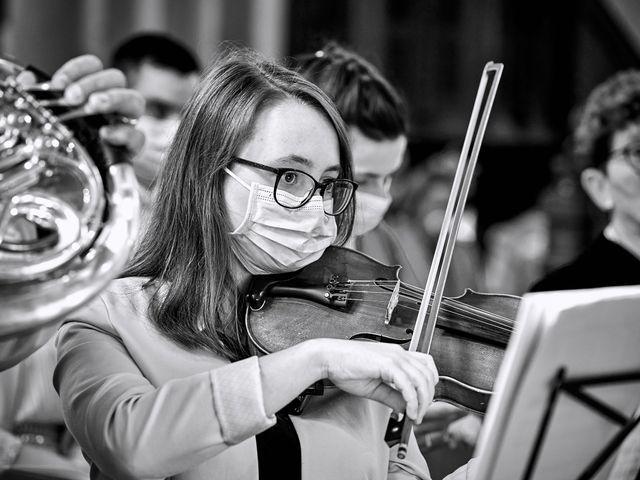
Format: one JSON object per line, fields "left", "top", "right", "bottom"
{"left": 239, "top": 99, "right": 341, "bottom": 174}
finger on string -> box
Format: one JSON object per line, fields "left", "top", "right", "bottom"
{"left": 50, "top": 55, "right": 103, "bottom": 90}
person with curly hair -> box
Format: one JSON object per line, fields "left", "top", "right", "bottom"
{"left": 530, "top": 70, "right": 640, "bottom": 480}
{"left": 530, "top": 70, "right": 640, "bottom": 291}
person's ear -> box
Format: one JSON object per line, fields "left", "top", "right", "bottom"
{"left": 580, "top": 167, "right": 614, "bottom": 211}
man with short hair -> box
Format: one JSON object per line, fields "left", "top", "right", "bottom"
{"left": 112, "top": 33, "right": 200, "bottom": 214}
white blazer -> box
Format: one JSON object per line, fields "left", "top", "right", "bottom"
{"left": 54, "top": 277, "right": 432, "bottom": 480}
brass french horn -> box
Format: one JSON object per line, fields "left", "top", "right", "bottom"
{"left": 0, "top": 58, "right": 139, "bottom": 370}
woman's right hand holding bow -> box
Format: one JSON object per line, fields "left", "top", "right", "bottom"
{"left": 259, "top": 338, "right": 438, "bottom": 424}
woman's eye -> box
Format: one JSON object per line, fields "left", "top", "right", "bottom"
{"left": 282, "top": 171, "right": 298, "bottom": 184}
{"left": 323, "top": 182, "right": 335, "bottom": 194}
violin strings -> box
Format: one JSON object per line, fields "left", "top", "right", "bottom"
{"left": 398, "top": 291, "right": 513, "bottom": 332}
{"left": 341, "top": 296, "right": 512, "bottom": 335}
{"left": 337, "top": 280, "right": 514, "bottom": 331}
{"left": 338, "top": 285, "right": 503, "bottom": 325}
{"left": 411, "top": 290, "right": 513, "bottom": 326}
{"left": 349, "top": 279, "right": 515, "bottom": 325}
{"left": 337, "top": 287, "right": 513, "bottom": 334}
{"left": 342, "top": 286, "right": 513, "bottom": 332}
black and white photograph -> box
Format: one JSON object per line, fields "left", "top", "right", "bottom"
{"left": 0, "top": 1, "right": 639, "bottom": 479}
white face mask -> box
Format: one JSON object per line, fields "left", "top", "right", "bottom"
{"left": 352, "top": 191, "right": 392, "bottom": 236}
{"left": 225, "top": 168, "right": 337, "bottom": 275}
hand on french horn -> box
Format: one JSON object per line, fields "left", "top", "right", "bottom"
{"left": 17, "top": 54, "right": 145, "bottom": 160}
{"left": 0, "top": 54, "right": 144, "bottom": 371}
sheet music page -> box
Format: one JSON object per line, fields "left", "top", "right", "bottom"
{"left": 474, "top": 286, "right": 640, "bottom": 480}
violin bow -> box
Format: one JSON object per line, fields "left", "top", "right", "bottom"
{"left": 391, "top": 61, "right": 503, "bottom": 460}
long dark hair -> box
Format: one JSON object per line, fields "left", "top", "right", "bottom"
{"left": 124, "top": 48, "right": 354, "bottom": 361}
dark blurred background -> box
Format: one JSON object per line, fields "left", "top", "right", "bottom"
{"left": 2, "top": 0, "right": 639, "bottom": 287}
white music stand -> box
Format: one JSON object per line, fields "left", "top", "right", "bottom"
{"left": 473, "top": 286, "right": 640, "bottom": 480}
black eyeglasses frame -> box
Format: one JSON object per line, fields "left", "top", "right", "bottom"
{"left": 230, "top": 156, "right": 357, "bottom": 215}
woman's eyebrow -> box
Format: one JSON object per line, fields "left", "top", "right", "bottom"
{"left": 274, "top": 155, "right": 312, "bottom": 168}
{"left": 274, "top": 155, "right": 341, "bottom": 173}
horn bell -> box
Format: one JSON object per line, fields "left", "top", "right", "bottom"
{"left": 0, "top": 58, "right": 139, "bottom": 370}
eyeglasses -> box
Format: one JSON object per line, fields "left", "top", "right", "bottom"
{"left": 230, "top": 156, "right": 357, "bottom": 215}
{"left": 610, "top": 143, "right": 640, "bottom": 174}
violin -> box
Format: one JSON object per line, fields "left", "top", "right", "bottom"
{"left": 245, "top": 245, "right": 520, "bottom": 415}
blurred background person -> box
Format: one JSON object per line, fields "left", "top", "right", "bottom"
{"left": 481, "top": 206, "right": 550, "bottom": 295}
{"left": 531, "top": 69, "right": 640, "bottom": 291}
{"left": 388, "top": 145, "right": 486, "bottom": 294}
{"left": 112, "top": 32, "right": 200, "bottom": 218}
{"left": 295, "top": 41, "right": 420, "bottom": 285}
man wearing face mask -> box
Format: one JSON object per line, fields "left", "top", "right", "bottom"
{"left": 112, "top": 33, "right": 200, "bottom": 216}
{"left": 296, "top": 42, "right": 420, "bottom": 285}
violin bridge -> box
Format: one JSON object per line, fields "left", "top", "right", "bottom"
{"left": 385, "top": 280, "right": 400, "bottom": 325}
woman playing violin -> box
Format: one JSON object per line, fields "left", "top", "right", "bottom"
{"left": 53, "top": 48, "right": 477, "bottom": 479}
